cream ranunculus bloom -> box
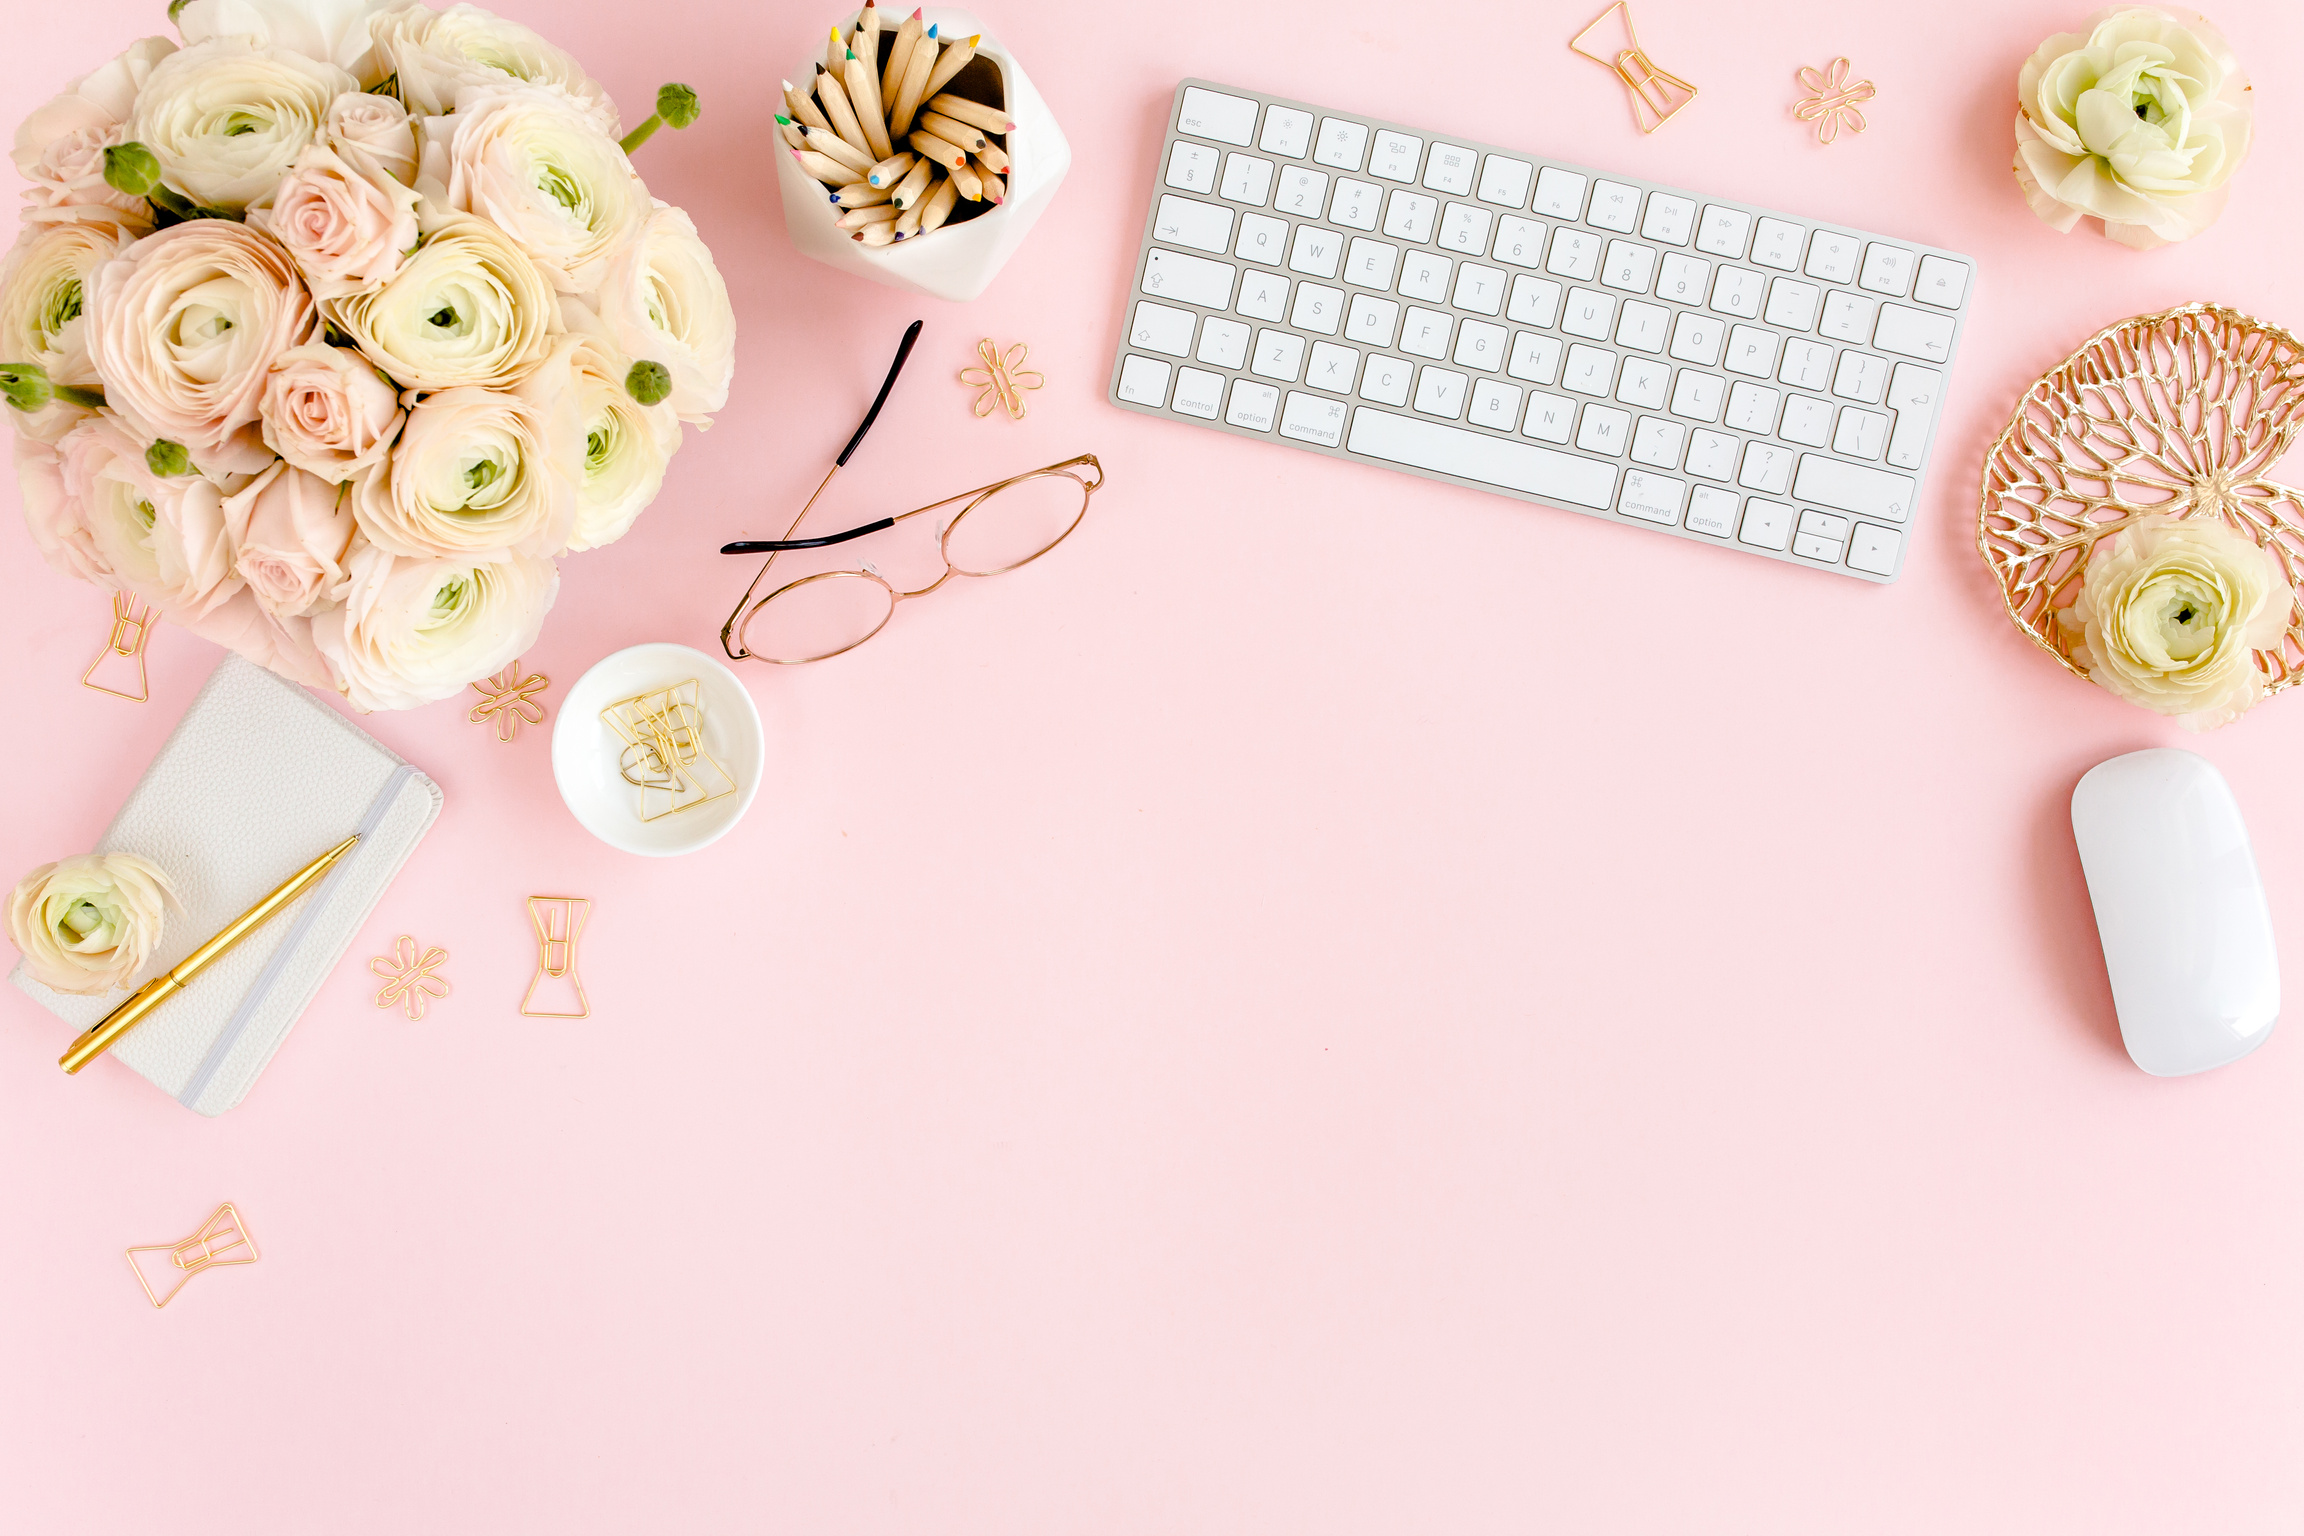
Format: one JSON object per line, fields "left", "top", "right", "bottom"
{"left": 349, "top": 366, "right": 579, "bottom": 560}
{"left": 128, "top": 37, "right": 356, "bottom": 213}
{"left": 2013, "top": 5, "right": 2254, "bottom": 249}
{"left": 422, "top": 83, "right": 648, "bottom": 294}
{"left": 7, "top": 851, "right": 177, "bottom": 995}
{"left": 260, "top": 341, "right": 403, "bottom": 481}
{"left": 371, "top": 2, "right": 619, "bottom": 133}
{"left": 10, "top": 36, "right": 174, "bottom": 228}
{"left": 312, "top": 539, "right": 559, "bottom": 709}
{"left": 0, "top": 217, "right": 137, "bottom": 392}
{"left": 225, "top": 458, "right": 356, "bottom": 618}
{"left": 173, "top": 0, "right": 407, "bottom": 81}
{"left": 15, "top": 432, "right": 113, "bottom": 585}
{"left": 558, "top": 302, "right": 676, "bottom": 551}
{"left": 84, "top": 218, "right": 318, "bottom": 473}
{"left": 246, "top": 143, "right": 420, "bottom": 298}
{"left": 598, "top": 201, "right": 734, "bottom": 426}
{"left": 323, "top": 89, "right": 417, "bottom": 184}
{"left": 57, "top": 413, "right": 244, "bottom": 622}
{"left": 327, "top": 211, "right": 559, "bottom": 390}
{"left": 2062, "top": 514, "right": 2292, "bottom": 729}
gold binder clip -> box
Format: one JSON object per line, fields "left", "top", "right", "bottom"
{"left": 1793, "top": 58, "right": 1876, "bottom": 145}
{"left": 520, "top": 896, "right": 591, "bottom": 1018}
{"left": 1568, "top": 2, "right": 1698, "bottom": 134}
{"left": 82, "top": 590, "right": 155, "bottom": 703}
{"left": 127, "top": 1202, "right": 258, "bottom": 1309}
{"left": 599, "top": 680, "right": 736, "bottom": 822}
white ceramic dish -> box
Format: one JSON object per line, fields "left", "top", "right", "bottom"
{"left": 551, "top": 643, "right": 764, "bottom": 857}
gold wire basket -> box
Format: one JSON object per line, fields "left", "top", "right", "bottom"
{"left": 1978, "top": 302, "right": 2304, "bottom": 693}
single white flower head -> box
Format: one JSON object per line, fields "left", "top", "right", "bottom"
{"left": 371, "top": 2, "right": 619, "bottom": 133}
{"left": 348, "top": 368, "right": 580, "bottom": 561}
{"left": 128, "top": 35, "right": 355, "bottom": 212}
{"left": 173, "top": 0, "right": 408, "bottom": 82}
{"left": 558, "top": 300, "right": 676, "bottom": 551}
{"left": 325, "top": 211, "right": 559, "bottom": 391}
{"left": 312, "top": 538, "right": 560, "bottom": 710}
{"left": 597, "top": 200, "right": 733, "bottom": 426}
{"left": 422, "top": 82, "right": 648, "bottom": 294}
{"left": 0, "top": 218, "right": 137, "bottom": 392}
{"left": 7, "top": 851, "right": 178, "bottom": 996}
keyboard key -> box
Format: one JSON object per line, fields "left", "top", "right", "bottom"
{"left": 1885, "top": 362, "right": 1942, "bottom": 470}
{"left": 1314, "top": 117, "right": 1369, "bottom": 171}
{"left": 1874, "top": 303, "right": 1957, "bottom": 363}
{"left": 1764, "top": 277, "right": 1820, "bottom": 331}
{"left": 1531, "top": 166, "right": 1588, "bottom": 219}
{"left": 1508, "top": 275, "right": 1563, "bottom": 327}
{"left": 1226, "top": 378, "right": 1278, "bottom": 430}
{"left": 1383, "top": 190, "right": 1438, "bottom": 242}
{"left": 1641, "top": 193, "right": 1695, "bottom": 246}
{"left": 1601, "top": 240, "right": 1658, "bottom": 294}
{"left": 1179, "top": 88, "right": 1258, "bottom": 146}
{"left": 1577, "top": 402, "right": 1630, "bottom": 454}
{"left": 1165, "top": 141, "right": 1219, "bottom": 194}
{"left": 1563, "top": 343, "right": 1615, "bottom": 396}
{"left": 1524, "top": 392, "right": 1576, "bottom": 443}
{"left": 1173, "top": 365, "right": 1224, "bottom": 419}
{"left": 1562, "top": 287, "right": 1616, "bottom": 340}
{"left": 1615, "top": 299, "right": 1669, "bottom": 353}
{"left": 1913, "top": 254, "right": 1969, "bottom": 309}
{"left": 1859, "top": 243, "right": 1914, "bottom": 297}
{"left": 1778, "top": 338, "right": 1832, "bottom": 390}
{"left": 1251, "top": 328, "right": 1305, "bottom": 381}
{"left": 1287, "top": 224, "right": 1342, "bottom": 278}
{"left": 1778, "top": 394, "right": 1830, "bottom": 446}
{"left": 1616, "top": 358, "right": 1669, "bottom": 409}
{"left": 1793, "top": 454, "right": 1916, "bottom": 520}
{"left": 1685, "top": 429, "right": 1737, "bottom": 479}
{"left": 1656, "top": 252, "right": 1710, "bottom": 304}
{"left": 1117, "top": 354, "right": 1172, "bottom": 406}
{"left": 1329, "top": 178, "right": 1382, "bottom": 230}
{"left": 1128, "top": 300, "right": 1196, "bottom": 357}
{"left": 1848, "top": 522, "right": 1902, "bottom": 575}
{"left": 1751, "top": 217, "right": 1803, "bottom": 270}
{"left": 1414, "top": 365, "right": 1469, "bottom": 418}
{"left": 1724, "top": 324, "right": 1779, "bottom": 378}
{"left": 1686, "top": 484, "right": 1739, "bottom": 535}
{"left": 1795, "top": 508, "right": 1849, "bottom": 561}
{"left": 1819, "top": 291, "right": 1877, "bottom": 343}
{"left": 1619, "top": 469, "right": 1686, "bottom": 523}
{"left": 1422, "top": 144, "right": 1476, "bottom": 196}
{"left": 1831, "top": 351, "right": 1886, "bottom": 404}
{"left": 1368, "top": 129, "right": 1423, "bottom": 182}
{"left": 1259, "top": 106, "right": 1313, "bottom": 158}
{"left": 1197, "top": 316, "right": 1250, "bottom": 368}
{"left": 1454, "top": 318, "right": 1507, "bottom": 370}
{"left": 1360, "top": 354, "right": 1412, "bottom": 405}
{"left": 1631, "top": 415, "right": 1686, "bottom": 468}
{"left": 1668, "top": 312, "right": 1725, "bottom": 366}
{"left": 1144, "top": 248, "right": 1237, "bottom": 309}
{"left": 1709, "top": 267, "right": 1766, "bottom": 319}
{"left": 1547, "top": 229, "right": 1600, "bottom": 281}
{"left": 1587, "top": 180, "right": 1640, "bottom": 232}
{"left": 1344, "top": 237, "right": 1400, "bottom": 290}
{"left": 1668, "top": 369, "right": 1724, "bottom": 423}
{"left": 1723, "top": 380, "right": 1779, "bottom": 433}
{"left": 1398, "top": 250, "right": 1452, "bottom": 303}
{"left": 1695, "top": 204, "right": 1751, "bottom": 258}
{"left": 1737, "top": 441, "right": 1792, "bottom": 494}
{"left": 1344, "top": 294, "right": 1400, "bottom": 346}
{"left": 1438, "top": 203, "right": 1494, "bottom": 254}
{"left": 1349, "top": 405, "right": 1618, "bottom": 507}
{"left": 1281, "top": 389, "right": 1349, "bottom": 445}
{"left": 1507, "top": 331, "right": 1562, "bottom": 385}
{"left": 1832, "top": 405, "right": 1887, "bottom": 460}
{"left": 1276, "top": 166, "right": 1329, "bottom": 218}
{"left": 1793, "top": 530, "right": 1844, "bottom": 563}
{"left": 1803, "top": 230, "right": 1859, "bottom": 283}
{"left": 1218, "top": 153, "right": 1274, "bottom": 206}
{"left": 1800, "top": 508, "right": 1852, "bottom": 542}
{"left": 1469, "top": 378, "right": 1524, "bottom": 431}
{"left": 1155, "top": 195, "right": 1234, "bottom": 254}
{"left": 1453, "top": 264, "right": 1506, "bottom": 315}
{"left": 1738, "top": 496, "right": 1793, "bottom": 549}
{"left": 1493, "top": 215, "right": 1547, "bottom": 269}
{"left": 1236, "top": 270, "right": 1289, "bottom": 321}
{"left": 1290, "top": 281, "right": 1344, "bottom": 334}
{"left": 1477, "top": 155, "right": 1534, "bottom": 208}
{"left": 1400, "top": 306, "right": 1453, "bottom": 358}
{"left": 1236, "top": 212, "right": 1287, "bottom": 264}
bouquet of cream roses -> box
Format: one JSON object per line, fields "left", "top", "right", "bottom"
{"left": 1, "top": 0, "right": 736, "bottom": 709}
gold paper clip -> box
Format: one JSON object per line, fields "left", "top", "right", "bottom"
{"left": 521, "top": 896, "right": 590, "bottom": 1018}
{"left": 127, "top": 1202, "right": 258, "bottom": 1309}
{"left": 469, "top": 658, "right": 550, "bottom": 742}
{"left": 370, "top": 935, "right": 450, "bottom": 1020}
{"left": 959, "top": 338, "right": 1044, "bottom": 420}
{"left": 599, "top": 680, "right": 736, "bottom": 822}
{"left": 1568, "top": 2, "right": 1697, "bottom": 134}
{"left": 1793, "top": 58, "right": 1876, "bottom": 145}
{"left": 82, "top": 590, "right": 155, "bottom": 703}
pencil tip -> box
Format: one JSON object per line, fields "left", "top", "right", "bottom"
{"left": 927, "top": 23, "right": 938, "bottom": 36}
{"left": 969, "top": 34, "right": 982, "bottom": 44}
{"left": 846, "top": 47, "right": 856, "bottom": 58}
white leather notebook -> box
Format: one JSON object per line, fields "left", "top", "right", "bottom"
{"left": 11, "top": 655, "right": 442, "bottom": 1115}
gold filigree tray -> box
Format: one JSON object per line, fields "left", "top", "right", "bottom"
{"left": 1978, "top": 302, "right": 2304, "bottom": 692}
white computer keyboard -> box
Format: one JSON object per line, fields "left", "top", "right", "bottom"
{"left": 1105, "top": 81, "right": 1977, "bottom": 583}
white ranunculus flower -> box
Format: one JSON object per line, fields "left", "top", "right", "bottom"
{"left": 559, "top": 302, "right": 676, "bottom": 551}
{"left": 312, "top": 539, "right": 559, "bottom": 709}
{"left": 422, "top": 83, "right": 648, "bottom": 294}
{"left": 57, "top": 413, "right": 243, "bottom": 622}
{"left": 598, "top": 201, "right": 734, "bottom": 426}
{"left": 327, "top": 211, "right": 559, "bottom": 390}
{"left": 7, "top": 851, "right": 177, "bottom": 995}
{"left": 2014, "top": 6, "right": 2254, "bottom": 249}
{"left": 246, "top": 143, "right": 420, "bottom": 298}
{"left": 173, "top": 0, "right": 405, "bottom": 82}
{"left": 371, "top": 2, "right": 619, "bottom": 133}
{"left": 84, "top": 218, "right": 317, "bottom": 473}
{"left": 11, "top": 36, "right": 175, "bottom": 227}
{"left": 349, "top": 364, "right": 579, "bottom": 560}
{"left": 16, "top": 431, "right": 112, "bottom": 584}
{"left": 129, "top": 36, "right": 354, "bottom": 212}
{"left": 0, "top": 218, "right": 137, "bottom": 392}
{"left": 2062, "top": 514, "right": 2292, "bottom": 729}
{"left": 323, "top": 89, "right": 417, "bottom": 184}
{"left": 260, "top": 341, "right": 403, "bottom": 481}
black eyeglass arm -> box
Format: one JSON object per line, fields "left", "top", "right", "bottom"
{"left": 720, "top": 517, "right": 896, "bottom": 555}
{"left": 835, "top": 319, "right": 923, "bottom": 467}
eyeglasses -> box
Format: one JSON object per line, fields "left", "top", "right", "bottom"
{"left": 719, "top": 321, "right": 1107, "bottom": 665}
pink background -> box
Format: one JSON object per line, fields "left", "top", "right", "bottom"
{"left": 3, "top": 0, "right": 2301, "bottom": 1529}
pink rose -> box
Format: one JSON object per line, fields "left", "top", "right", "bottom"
{"left": 56, "top": 414, "right": 242, "bottom": 622}
{"left": 10, "top": 37, "right": 175, "bottom": 227}
{"left": 247, "top": 144, "right": 418, "bottom": 299}
{"left": 259, "top": 341, "right": 404, "bottom": 482}
{"left": 323, "top": 89, "right": 417, "bottom": 185}
{"left": 84, "top": 220, "right": 317, "bottom": 474}
{"left": 14, "top": 432, "right": 113, "bottom": 586}
{"left": 225, "top": 459, "right": 356, "bottom": 619}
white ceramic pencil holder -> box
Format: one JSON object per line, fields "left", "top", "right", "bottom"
{"left": 776, "top": 8, "right": 1069, "bottom": 302}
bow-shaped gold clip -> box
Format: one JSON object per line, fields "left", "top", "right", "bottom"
{"left": 959, "top": 338, "right": 1045, "bottom": 420}
{"left": 370, "top": 934, "right": 451, "bottom": 1020}
{"left": 469, "top": 659, "right": 550, "bottom": 743}
{"left": 1793, "top": 58, "right": 1876, "bottom": 145}
{"left": 126, "top": 1202, "right": 258, "bottom": 1309}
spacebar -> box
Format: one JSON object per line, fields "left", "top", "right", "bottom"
{"left": 1346, "top": 407, "right": 1618, "bottom": 510}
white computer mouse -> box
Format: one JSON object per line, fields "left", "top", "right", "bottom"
{"left": 2070, "top": 748, "right": 2279, "bottom": 1076}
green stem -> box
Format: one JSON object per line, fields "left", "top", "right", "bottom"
{"left": 619, "top": 114, "right": 663, "bottom": 156}
{"left": 54, "top": 384, "right": 104, "bottom": 410}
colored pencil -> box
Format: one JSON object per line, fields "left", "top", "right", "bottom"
{"left": 837, "top": 202, "right": 900, "bottom": 228}
{"left": 916, "top": 111, "right": 987, "bottom": 152}
{"left": 794, "top": 148, "right": 865, "bottom": 186}
{"left": 921, "top": 33, "right": 979, "bottom": 99}
{"left": 918, "top": 172, "right": 960, "bottom": 232}
{"left": 890, "top": 155, "right": 935, "bottom": 208}
{"left": 866, "top": 150, "right": 917, "bottom": 188}
{"left": 775, "top": 114, "right": 806, "bottom": 151}
{"left": 974, "top": 139, "right": 1009, "bottom": 174}
{"left": 948, "top": 158, "right": 982, "bottom": 202}
{"left": 925, "top": 94, "right": 1014, "bottom": 135}
{"left": 842, "top": 49, "right": 894, "bottom": 162}
{"left": 890, "top": 26, "right": 938, "bottom": 137}
{"left": 783, "top": 79, "right": 832, "bottom": 132}
{"left": 814, "top": 64, "right": 874, "bottom": 157}
{"left": 856, "top": 222, "right": 897, "bottom": 247}
{"left": 970, "top": 155, "right": 1004, "bottom": 202}
{"left": 824, "top": 24, "right": 844, "bottom": 74}
{"left": 907, "top": 129, "right": 968, "bottom": 171}
{"left": 831, "top": 179, "right": 894, "bottom": 208}
{"left": 881, "top": 8, "right": 924, "bottom": 113}
{"left": 800, "top": 124, "right": 875, "bottom": 174}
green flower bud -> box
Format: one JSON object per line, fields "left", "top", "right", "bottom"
{"left": 656, "top": 83, "right": 701, "bottom": 129}
{"left": 103, "top": 142, "right": 163, "bottom": 198}
{"left": 168, "top": 0, "right": 192, "bottom": 20}
{"left": 145, "top": 440, "right": 192, "bottom": 477}
{"left": 626, "top": 361, "right": 673, "bottom": 406}
{"left": 0, "top": 363, "right": 55, "bottom": 413}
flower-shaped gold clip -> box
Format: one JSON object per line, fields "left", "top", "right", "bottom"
{"left": 959, "top": 338, "right": 1044, "bottom": 420}
{"left": 1793, "top": 58, "right": 1876, "bottom": 145}
{"left": 370, "top": 934, "right": 451, "bottom": 1020}
{"left": 469, "top": 659, "right": 550, "bottom": 742}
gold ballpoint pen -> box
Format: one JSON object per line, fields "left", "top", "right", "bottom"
{"left": 59, "top": 834, "right": 361, "bottom": 1075}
